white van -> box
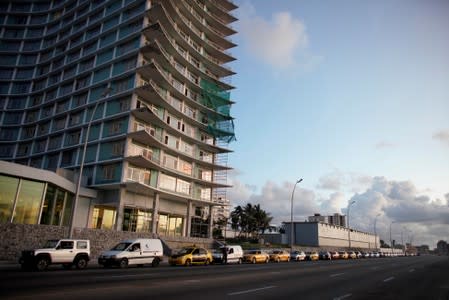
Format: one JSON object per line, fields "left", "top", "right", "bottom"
{"left": 212, "top": 245, "right": 244, "bottom": 264}
{"left": 98, "top": 238, "right": 163, "bottom": 268}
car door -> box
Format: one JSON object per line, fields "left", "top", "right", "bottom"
{"left": 128, "top": 243, "right": 141, "bottom": 265}
{"left": 53, "top": 241, "right": 74, "bottom": 263}
{"left": 191, "top": 248, "right": 201, "bottom": 263}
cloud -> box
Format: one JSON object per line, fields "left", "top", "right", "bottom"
{"left": 433, "top": 130, "right": 449, "bottom": 146}
{"left": 228, "top": 173, "right": 449, "bottom": 247}
{"left": 348, "top": 177, "right": 449, "bottom": 246}
{"left": 237, "top": 2, "right": 313, "bottom": 69}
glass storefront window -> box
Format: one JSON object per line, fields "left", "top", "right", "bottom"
{"left": 0, "top": 175, "right": 19, "bottom": 222}
{"left": 40, "top": 184, "right": 55, "bottom": 225}
{"left": 122, "top": 207, "right": 151, "bottom": 232}
{"left": 158, "top": 214, "right": 167, "bottom": 235}
{"left": 62, "top": 193, "right": 73, "bottom": 226}
{"left": 13, "top": 179, "right": 44, "bottom": 224}
{"left": 92, "top": 206, "right": 116, "bottom": 230}
{"left": 52, "top": 189, "right": 65, "bottom": 226}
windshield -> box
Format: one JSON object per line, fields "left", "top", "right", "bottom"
{"left": 43, "top": 240, "right": 59, "bottom": 248}
{"left": 177, "top": 247, "right": 194, "bottom": 255}
{"left": 111, "top": 242, "right": 132, "bottom": 251}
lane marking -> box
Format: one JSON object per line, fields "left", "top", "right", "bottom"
{"left": 228, "top": 285, "right": 277, "bottom": 296}
{"left": 185, "top": 279, "right": 200, "bottom": 283}
{"left": 333, "top": 293, "right": 352, "bottom": 300}
{"left": 95, "top": 274, "right": 154, "bottom": 279}
{"left": 409, "top": 269, "right": 415, "bottom": 273}
{"left": 330, "top": 273, "right": 345, "bottom": 277}
{"left": 383, "top": 277, "right": 395, "bottom": 282}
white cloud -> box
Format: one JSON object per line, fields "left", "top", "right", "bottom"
{"left": 237, "top": 2, "right": 312, "bottom": 69}
{"left": 228, "top": 173, "right": 449, "bottom": 248}
{"left": 348, "top": 177, "right": 449, "bottom": 247}
{"left": 433, "top": 129, "right": 449, "bottom": 146}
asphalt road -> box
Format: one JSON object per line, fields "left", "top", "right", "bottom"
{"left": 1, "top": 255, "right": 448, "bottom": 300}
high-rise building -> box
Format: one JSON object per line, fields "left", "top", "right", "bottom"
{"left": 0, "top": 0, "right": 237, "bottom": 238}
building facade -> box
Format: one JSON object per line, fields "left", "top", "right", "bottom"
{"left": 308, "top": 213, "right": 346, "bottom": 227}
{"left": 0, "top": 0, "right": 237, "bottom": 238}
{"left": 284, "top": 222, "right": 380, "bottom": 250}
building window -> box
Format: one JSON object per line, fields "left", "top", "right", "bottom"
{"left": 176, "top": 179, "right": 191, "bottom": 195}
{"left": 12, "top": 179, "right": 45, "bottom": 224}
{"left": 159, "top": 174, "right": 176, "bottom": 191}
{"left": 91, "top": 206, "right": 116, "bottom": 230}
{"left": 111, "top": 141, "right": 124, "bottom": 157}
{"left": 122, "top": 207, "right": 152, "bottom": 232}
{"left": 0, "top": 175, "right": 19, "bottom": 222}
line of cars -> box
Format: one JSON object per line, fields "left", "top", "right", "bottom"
{"left": 18, "top": 237, "right": 395, "bottom": 271}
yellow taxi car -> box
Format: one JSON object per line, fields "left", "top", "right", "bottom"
{"left": 243, "top": 250, "right": 269, "bottom": 264}
{"left": 269, "top": 250, "right": 291, "bottom": 262}
{"left": 169, "top": 246, "right": 212, "bottom": 266}
{"left": 305, "top": 251, "right": 319, "bottom": 261}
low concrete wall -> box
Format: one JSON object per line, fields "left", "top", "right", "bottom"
{"left": 0, "top": 223, "right": 214, "bottom": 262}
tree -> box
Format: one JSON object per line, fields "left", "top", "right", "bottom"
{"left": 230, "top": 203, "right": 273, "bottom": 239}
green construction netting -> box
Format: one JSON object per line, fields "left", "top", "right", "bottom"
{"left": 200, "top": 79, "right": 236, "bottom": 142}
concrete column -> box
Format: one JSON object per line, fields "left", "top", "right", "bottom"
{"left": 115, "top": 187, "right": 126, "bottom": 231}
{"left": 185, "top": 200, "right": 192, "bottom": 237}
{"left": 151, "top": 192, "right": 160, "bottom": 236}
{"left": 208, "top": 205, "right": 214, "bottom": 239}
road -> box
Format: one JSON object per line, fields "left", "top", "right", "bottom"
{"left": 1, "top": 255, "right": 448, "bottom": 300}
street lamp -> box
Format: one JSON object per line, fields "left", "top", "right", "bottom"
{"left": 347, "top": 200, "right": 356, "bottom": 249}
{"left": 374, "top": 213, "right": 381, "bottom": 250}
{"left": 69, "top": 87, "right": 112, "bottom": 238}
{"left": 290, "top": 178, "right": 303, "bottom": 254}
{"left": 389, "top": 221, "right": 396, "bottom": 256}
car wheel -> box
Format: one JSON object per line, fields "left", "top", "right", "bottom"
{"left": 36, "top": 257, "right": 49, "bottom": 271}
{"left": 62, "top": 263, "right": 72, "bottom": 270}
{"left": 119, "top": 258, "right": 128, "bottom": 269}
{"left": 151, "top": 257, "right": 160, "bottom": 267}
{"left": 184, "top": 259, "right": 192, "bottom": 266}
{"left": 75, "top": 257, "right": 88, "bottom": 270}
{"left": 252, "top": 257, "right": 256, "bottom": 264}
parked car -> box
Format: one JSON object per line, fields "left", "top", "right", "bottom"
{"left": 348, "top": 251, "right": 357, "bottom": 259}
{"left": 19, "top": 239, "right": 90, "bottom": 271}
{"left": 98, "top": 238, "right": 163, "bottom": 268}
{"left": 290, "top": 250, "right": 306, "bottom": 261}
{"left": 371, "top": 252, "right": 380, "bottom": 258}
{"left": 330, "top": 251, "right": 340, "bottom": 260}
{"left": 355, "top": 251, "right": 363, "bottom": 259}
{"left": 243, "top": 250, "right": 269, "bottom": 264}
{"left": 305, "top": 251, "right": 319, "bottom": 261}
{"left": 363, "top": 252, "right": 371, "bottom": 258}
{"left": 212, "top": 245, "right": 244, "bottom": 264}
{"left": 269, "top": 250, "right": 290, "bottom": 262}
{"left": 319, "top": 251, "right": 332, "bottom": 260}
{"left": 338, "top": 251, "right": 349, "bottom": 259}
{"left": 169, "top": 246, "right": 212, "bottom": 266}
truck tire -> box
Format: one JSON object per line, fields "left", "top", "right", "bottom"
{"left": 75, "top": 257, "right": 88, "bottom": 269}
{"left": 119, "top": 258, "right": 128, "bottom": 268}
{"left": 36, "top": 257, "right": 49, "bottom": 271}
{"left": 151, "top": 257, "right": 160, "bottom": 267}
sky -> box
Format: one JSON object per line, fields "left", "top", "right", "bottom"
{"left": 225, "top": 0, "right": 449, "bottom": 249}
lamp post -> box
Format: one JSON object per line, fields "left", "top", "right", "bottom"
{"left": 389, "top": 221, "right": 396, "bottom": 256}
{"left": 69, "top": 87, "right": 111, "bottom": 238}
{"left": 374, "top": 213, "right": 381, "bottom": 250}
{"left": 290, "top": 178, "right": 303, "bottom": 254}
{"left": 347, "top": 200, "right": 356, "bottom": 249}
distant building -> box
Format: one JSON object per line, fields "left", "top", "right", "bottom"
{"left": 308, "top": 213, "right": 346, "bottom": 227}
{"left": 436, "top": 240, "right": 448, "bottom": 255}
{"left": 278, "top": 221, "right": 379, "bottom": 249}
